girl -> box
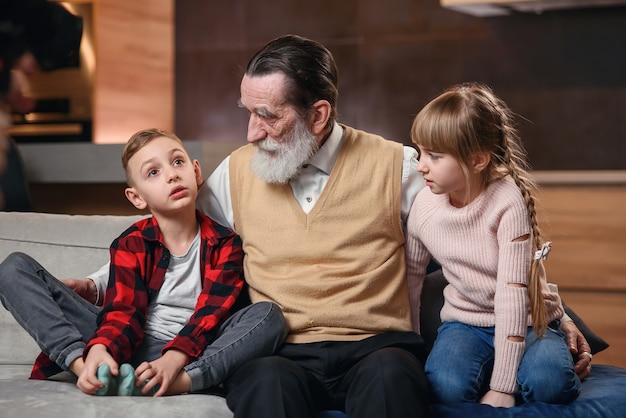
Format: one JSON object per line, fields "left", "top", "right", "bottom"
{"left": 406, "top": 83, "right": 580, "bottom": 408}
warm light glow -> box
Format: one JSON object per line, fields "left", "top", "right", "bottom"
{"left": 61, "top": 2, "right": 96, "bottom": 79}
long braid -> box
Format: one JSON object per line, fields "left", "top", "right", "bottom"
{"left": 494, "top": 97, "right": 548, "bottom": 337}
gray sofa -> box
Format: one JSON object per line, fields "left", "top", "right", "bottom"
{"left": 2, "top": 211, "right": 626, "bottom": 418}
{"left": 0, "top": 211, "right": 233, "bottom": 418}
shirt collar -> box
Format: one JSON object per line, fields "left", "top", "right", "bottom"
{"left": 306, "top": 122, "right": 343, "bottom": 175}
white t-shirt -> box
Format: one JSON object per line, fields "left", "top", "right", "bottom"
{"left": 144, "top": 229, "right": 202, "bottom": 341}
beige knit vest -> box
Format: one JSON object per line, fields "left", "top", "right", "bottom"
{"left": 230, "top": 125, "right": 412, "bottom": 343}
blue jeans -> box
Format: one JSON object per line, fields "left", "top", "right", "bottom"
{"left": 0, "top": 252, "right": 288, "bottom": 392}
{"left": 425, "top": 321, "right": 580, "bottom": 405}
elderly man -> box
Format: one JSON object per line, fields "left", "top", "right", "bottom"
{"left": 196, "top": 34, "right": 429, "bottom": 418}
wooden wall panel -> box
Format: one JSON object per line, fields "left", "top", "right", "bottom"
{"left": 93, "top": 0, "right": 174, "bottom": 144}
{"left": 537, "top": 186, "right": 626, "bottom": 291}
{"left": 537, "top": 186, "right": 626, "bottom": 369}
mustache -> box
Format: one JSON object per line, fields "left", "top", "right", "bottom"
{"left": 255, "top": 138, "right": 281, "bottom": 153}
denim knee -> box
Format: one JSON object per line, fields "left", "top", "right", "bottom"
{"left": 425, "top": 322, "right": 493, "bottom": 403}
{"left": 521, "top": 378, "right": 579, "bottom": 404}
{"left": 0, "top": 252, "right": 35, "bottom": 288}
{"left": 246, "top": 301, "right": 289, "bottom": 343}
{"left": 518, "top": 327, "right": 581, "bottom": 404}
{"left": 428, "top": 367, "right": 479, "bottom": 403}
{"left": 0, "top": 252, "right": 28, "bottom": 275}
{"left": 519, "top": 366, "right": 580, "bottom": 404}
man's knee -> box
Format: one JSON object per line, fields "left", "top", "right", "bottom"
{"left": 229, "top": 355, "right": 306, "bottom": 388}
{"left": 351, "top": 347, "right": 428, "bottom": 397}
{"left": 226, "top": 356, "right": 316, "bottom": 418}
{"left": 347, "top": 348, "right": 429, "bottom": 417}
{"left": 360, "top": 347, "right": 424, "bottom": 379}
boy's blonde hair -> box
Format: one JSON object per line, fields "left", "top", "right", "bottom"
{"left": 411, "top": 82, "right": 548, "bottom": 337}
{"left": 121, "top": 128, "right": 185, "bottom": 184}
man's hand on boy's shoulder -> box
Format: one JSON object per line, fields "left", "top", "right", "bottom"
{"left": 63, "top": 278, "right": 99, "bottom": 305}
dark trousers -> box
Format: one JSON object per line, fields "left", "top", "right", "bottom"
{"left": 225, "top": 331, "right": 429, "bottom": 418}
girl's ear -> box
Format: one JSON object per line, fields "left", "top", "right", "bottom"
{"left": 471, "top": 151, "right": 491, "bottom": 173}
{"left": 125, "top": 187, "right": 147, "bottom": 210}
{"left": 309, "top": 99, "right": 331, "bottom": 136}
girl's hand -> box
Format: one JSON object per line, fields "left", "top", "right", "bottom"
{"left": 76, "top": 344, "right": 118, "bottom": 395}
{"left": 479, "top": 389, "right": 515, "bottom": 408}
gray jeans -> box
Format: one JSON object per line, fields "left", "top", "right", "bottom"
{"left": 0, "top": 252, "right": 288, "bottom": 392}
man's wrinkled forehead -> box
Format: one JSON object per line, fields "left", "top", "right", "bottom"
{"left": 239, "top": 73, "right": 293, "bottom": 114}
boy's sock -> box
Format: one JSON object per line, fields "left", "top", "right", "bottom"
{"left": 96, "top": 363, "right": 159, "bottom": 396}
{"left": 117, "top": 363, "right": 137, "bottom": 396}
{"left": 104, "top": 362, "right": 161, "bottom": 396}
{"left": 95, "top": 364, "right": 117, "bottom": 396}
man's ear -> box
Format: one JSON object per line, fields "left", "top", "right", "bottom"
{"left": 309, "top": 100, "right": 331, "bottom": 136}
{"left": 471, "top": 151, "right": 491, "bottom": 173}
{"left": 125, "top": 187, "right": 147, "bottom": 210}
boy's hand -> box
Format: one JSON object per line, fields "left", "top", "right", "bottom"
{"left": 134, "top": 349, "right": 187, "bottom": 396}
{"left": 77, "top": 344, "right": 118, "bottom": 395}
{"left": 62, "top": 278, "right": 98, "bottom": 305}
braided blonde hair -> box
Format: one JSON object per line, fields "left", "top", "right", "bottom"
{"left": 411, "top": 82, "right": 548, "bottom": 336}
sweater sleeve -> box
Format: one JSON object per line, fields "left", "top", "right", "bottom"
{"left": 490, "top": 199, "right": 533, "bottom": 394}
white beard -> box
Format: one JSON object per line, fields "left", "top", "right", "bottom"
{"left": 251, "top": 118, "right": 319, "bottom": 184}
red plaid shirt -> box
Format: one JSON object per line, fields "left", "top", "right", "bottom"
{"left": 31, "top": 210, "right": 243, "bottom": 379}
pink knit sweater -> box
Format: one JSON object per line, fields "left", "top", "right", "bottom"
{"left": 406, "top": 176, "right": 563, "bottom": 394}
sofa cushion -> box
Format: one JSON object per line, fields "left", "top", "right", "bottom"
{"left": 0, "top": 212, "right": 145, "bottom": 278}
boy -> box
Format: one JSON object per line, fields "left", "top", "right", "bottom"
{"left": 0, "top": 128, "right": 287, "bottom": 397}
